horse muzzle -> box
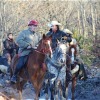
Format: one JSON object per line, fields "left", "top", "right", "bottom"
{"left": 60, "top": 58, "right": 66, "bottom": 64}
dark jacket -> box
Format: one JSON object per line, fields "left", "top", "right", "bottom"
{"left": 46, "top": 30, "right": 72, "bottom": 49}
{"left": 3, "top": 38, "right": 18, "bottom": 55}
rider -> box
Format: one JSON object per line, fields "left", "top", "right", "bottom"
{"left": 11, "top": 20, "right": 41, "bottom": 83}
{"left": 3, "top": 33, "right": 18, "bottom": 73}
{"left": 46, "top": 21, "right": 72, "bottom": 81}
{"left": 63, "top": 29, "right": 80, "bottom": 58}
{"left": 46, "top": 21, "right": 72, "bottom": 50}
{"left": 63, "top": 29, "right": 87, "bottom": 80}
{"left": 3, "top": 33, "right": 18, "bottom": 61}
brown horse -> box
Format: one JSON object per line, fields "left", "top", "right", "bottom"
{"left": 66, "top": 44, "right": 87, "bottom": 100}
{"left": 67, "top": 44, "right": 79, "bottom": 100}
{"left": 10, "top": 34, "right": 52, "bottom": 100}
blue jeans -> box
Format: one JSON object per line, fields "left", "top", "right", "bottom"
{"left": 14, "top": 56, "right": 28, "bottom": 75}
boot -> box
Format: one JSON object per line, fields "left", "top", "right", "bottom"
{"left": 10, "top": 68, "right": 19, "bottom": 84}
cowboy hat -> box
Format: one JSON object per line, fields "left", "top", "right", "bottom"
{"left": 48, "top": 21, "right": 61, "bottom": 28}
{"left": 63, "top": 29, "right": 73, "bottom": 35}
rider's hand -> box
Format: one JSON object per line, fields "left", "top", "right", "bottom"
{"left": 27, "top": 45, "right": 32, "bottom": 49}
{"left": 63, "top": 36, "right": 67, "bottom": 40}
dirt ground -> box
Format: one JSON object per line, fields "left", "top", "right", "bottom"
{"left": 0, "top": 65, "right": 100, "bottom": 100}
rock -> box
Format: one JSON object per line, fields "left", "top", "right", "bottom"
{"left": 5, "top": 80, "right": 10, "bottom": 84}
{"left": 0, "top": 96, "right": 6, "bottom": 100}
{"left": 0, "top": 83, "right": 3, "bottom": 87}
{"left": 74, "top": 77, "right": 100, "bottom": 100}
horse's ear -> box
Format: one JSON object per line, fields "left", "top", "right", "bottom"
{"left": 43, "top": 34, "right": 46, "bottom": 39}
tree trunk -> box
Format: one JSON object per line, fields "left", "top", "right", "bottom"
{"left": 91, "top": 3, "right": 96, "bottom": 36}
{"left": 83, "top": 8, "right": 88, "bottom": 38}
{"left": 77, "top": 9, "right": 81, "bottom": 34}
{"left": 80, "top": 4, "right": 85, "bottom": 37}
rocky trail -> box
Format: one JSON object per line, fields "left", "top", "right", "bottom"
{"left": 0, "top": 65, "right": 100, "bottom": 100}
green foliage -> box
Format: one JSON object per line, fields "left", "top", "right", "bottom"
{"left": 72, "top": 30, "right": 84, "bottom": 49}
{"left": 81, "top": 54, "right": 95, "bottom": 67}
{"left": 73, "top": 30, "right": 95, "bottom": 66}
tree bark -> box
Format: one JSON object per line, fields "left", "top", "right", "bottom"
{"left": 91, "top": 2, "right": 96, "bottom": 36}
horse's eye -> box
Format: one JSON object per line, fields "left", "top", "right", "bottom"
{"left": 62, "top": 38, "right": 64, "bottom": 40}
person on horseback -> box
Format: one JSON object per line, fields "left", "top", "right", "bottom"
{"left": 3, "top": 33, "right": 18, "bottom": 61}
{"left": 3, "top": 33, "right": 18, "bottom": 73}
{"left": 46, "top": 21, "right": 72, "bottom": 82}
{"left": 63, "top": 29, "right": 87, "bottom": 80}
{"left": 46, "top": 21, "right": 72, "bottom": 50}
{"left": 11, "top": 20, "right": 41, "bottom": 83}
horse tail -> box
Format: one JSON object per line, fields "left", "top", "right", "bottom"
{"left": 78, "top": 63, "right": 87, "bottom": 81}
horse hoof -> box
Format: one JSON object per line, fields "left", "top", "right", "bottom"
{"left": 45, "top": 94, "right": 49, "bottom": 100}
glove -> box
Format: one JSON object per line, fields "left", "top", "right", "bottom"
{"left": 63, "top": 36, "right": 67, "bottom": 40}
{"left": 27, "top": 45, "right": 32, "bottom": 49}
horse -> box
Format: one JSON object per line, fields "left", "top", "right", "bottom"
{"left": 66, "top": 43, "right": 87, "bottom": 100}
{"left": 65, "top": 44, "right": 79, "bottom": 100}
{"left": 43, "top": 40, "right": 69, "bottom": 100}
{"left": 10, "top": 34, "right": 52, "bottom": 100}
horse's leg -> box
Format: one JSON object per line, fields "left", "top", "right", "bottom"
{"left": 17, "top": 80, "right": 27, "bottom": 100}
{"left": 50, "top": 82, "right": 55, "bottom": 100}
{"left": 34, "top": 84, "right": 42, "bottom": 100}
{"left": 72, "top": 77, "right": 77, "bottom": 100}
{"left": 33, "top": 86, "right": 39, "bottom": 100}
{"left": 10, "top": 66, "right": 13, "bottom": 79}
{"left": 65, "top": 82, "right": 69, "bottom": 99}
{"left": 44, "top": 79, "right": 49, "bottom": 100}
{"left": 17, "top": 77, "right": 23, "bottom": 100}
{"left": 34, "top": 93, "right": 38, "bottom": 100}
{"left": 55, "top": 81, "right": 58, "bottom": 100}
{"left": 61, "top": 81, "right": 67, "bottom": 100}
{"left": 57, "top": 80, "right": 63, "bottom": 100}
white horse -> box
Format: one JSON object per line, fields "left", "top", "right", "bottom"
{"left": 42, "top": 41, "right": 68, "bottom": 100}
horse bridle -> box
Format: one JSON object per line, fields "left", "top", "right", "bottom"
{"left": 39, "top": 39, "right": 52, "bottom": 55}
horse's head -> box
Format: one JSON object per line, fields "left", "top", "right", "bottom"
{"left": 54, "top": 40, "right": 68, "bottom": 64}
{"left": 68, "top": 45, "right": 77, "bottom": 64}
{"left": 37, "top": 34, "right": 52, "bottom": 57}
